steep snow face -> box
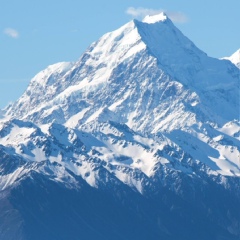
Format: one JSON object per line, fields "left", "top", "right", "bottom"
{"left": 222, "top": 49, "right": 240, "bottom": 69}
{"left": 136, "top": 18, "right": 239, "bottom": 90}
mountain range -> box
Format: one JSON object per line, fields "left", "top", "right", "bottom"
{"left": 0, "top": 13, "right": 239, "bottom": 240}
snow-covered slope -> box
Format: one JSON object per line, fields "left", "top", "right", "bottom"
{"left": 2, "top": 13, "right": 239, "bottom": 177}
{"left": 0, "top": 13, "right": 240, "bottom": 240}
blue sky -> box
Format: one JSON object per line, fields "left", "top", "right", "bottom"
{"left": 1, "top": 0, "right": 239, "bottom": 109}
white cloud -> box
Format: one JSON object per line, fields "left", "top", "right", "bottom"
{"left": 126, "top": 7, "right": 162, "bottom": 19}
{"left": 4, "top": 28, "right": 19, "bottom": 38}
{"left": 126, "top": 7, "right": 188, "bottom": 23}
{"left": 167, "top": 11, "right": 188, "bottom": 23}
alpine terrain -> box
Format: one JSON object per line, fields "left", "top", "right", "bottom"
{"left": 0, "top": 13, "right": 239, "bottom": 240}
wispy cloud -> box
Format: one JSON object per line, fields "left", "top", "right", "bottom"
{"left": 167, "top": 12, "right": 188, "bottom": 23}
{"left": 126, "top": 7, "right": 188, "bottom": 23}
{"left": 126, "top": 7, "right": 163, "bottom": 19}
{"left": 4, "top": 28, "right": 19, "bottom": 38}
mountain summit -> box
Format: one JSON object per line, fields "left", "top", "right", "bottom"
{"left": 0, "top": 13, "right": 240, "bottom": 240}
{"left": 142, "top": 12, "right": 168, "bottom": 23}
{"left": 223, "top": 48, "right": 240, "bottom": 68}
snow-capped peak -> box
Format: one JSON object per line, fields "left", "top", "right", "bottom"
{"left": 142, "top": 12, "right": 168, "bottom": 24}
{"left": 4, "top": 14, "right": 239, "bottom": 127}
{"left": 230, "top": 48, "right": 240, "bottom": 63}
{"left": 223, "top": 49, "right": 240, "bottom": 68}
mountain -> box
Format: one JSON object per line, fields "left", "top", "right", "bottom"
{"left": 0, "top": 13, "right": 240, "bottom": 240}
{"left": 222, "top": 49, "right": 240, "bottom": 69}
